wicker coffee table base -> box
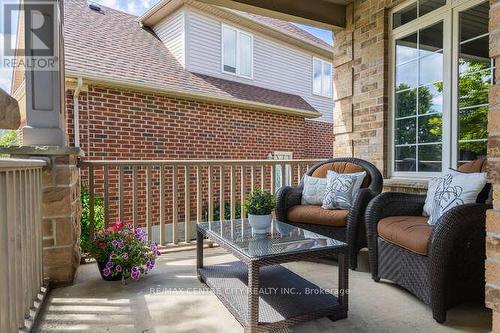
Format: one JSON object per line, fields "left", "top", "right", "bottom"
{"left": 196, "top": 229, "right": 349, "bottom": 333}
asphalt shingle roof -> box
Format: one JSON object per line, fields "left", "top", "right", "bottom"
{"left": 64, "top": 0, "right": 319, "bottom": 114}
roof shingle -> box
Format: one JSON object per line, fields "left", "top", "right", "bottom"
{"left": 63, "top": 0, "right": 319, "bottom": 115}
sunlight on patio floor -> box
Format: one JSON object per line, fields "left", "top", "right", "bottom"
{"left": 35, "top": 248, "right": 491, "bottom": 333}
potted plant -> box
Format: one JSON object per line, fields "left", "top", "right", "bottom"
{"left": 88, "top": 221, "right": 160, "bottom": 282}
{"left": 243, "top": 189, "right": 275, "bottom": 234}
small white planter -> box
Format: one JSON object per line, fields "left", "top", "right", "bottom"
{"left": 248, "top": 214, "right": 272, "bottom": 234}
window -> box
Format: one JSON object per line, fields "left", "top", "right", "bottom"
{"left": 222, "top": 25, "right": 253, "bottom": 78}
{"left": 391, "top": 0, "right": 491, "bottom": 176}
{"left": 313, "top": 58, "right": 333, "bottom": 97}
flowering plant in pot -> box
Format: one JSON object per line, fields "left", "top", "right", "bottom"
{"left": 243, "top": 189, "right": 275, "bottom": 234}
{"left": 88, "top": 221, "right": 160, "bottom": 281}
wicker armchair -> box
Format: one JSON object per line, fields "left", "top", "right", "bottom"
{"left": 365, "top": 159, "right": 491, "bottom": 323}
{"left": 276, "top": 157, "right": 383, "bottom": 270}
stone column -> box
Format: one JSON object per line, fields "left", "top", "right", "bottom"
{"left": 1, "top": 147, "right": 83, "bottom": 286}
{"left": 486, "top": 1, "right": 500, "bottom": 330}
{"left": 332, "top": 1, "right": 387, "bottom": 174}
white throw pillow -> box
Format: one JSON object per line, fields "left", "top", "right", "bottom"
{"left": 321, "top": 170, "right": 366, "bottom": 210}
{"left": 423, "top": 170, "right": 487, "bottom": 225}
{"left": 301, "top": 175, "right": 327, "bottom": 205}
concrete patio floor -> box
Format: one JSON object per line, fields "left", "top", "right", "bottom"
{"left": 35, "top": 247, "right": 491, "bottom": 332}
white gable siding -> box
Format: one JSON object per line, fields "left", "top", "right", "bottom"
{"left": 185, "top": 9, "right": 333, "bottom": 123}
{"left": 153, "top": 9, "right": 186, "bottom": 67}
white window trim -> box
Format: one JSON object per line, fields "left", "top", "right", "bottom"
{"left": 389, "top": 0, "right": 489, "bottom": 178}
{"left": 312, "top": 57, "right": 333, "bottom": 98}
{"left": 221, "top": 24, "right": 254, "bottom": 79}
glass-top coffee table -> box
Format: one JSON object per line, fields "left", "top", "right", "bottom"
{"left": 196, "top": 219, "right": 348, "bottom": 333}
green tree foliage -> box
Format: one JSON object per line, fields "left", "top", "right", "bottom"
{"left": 0, "top": 130, "right": 19, "bottom": 147}
{"left": 457, "top": 59, "right": 489, "bottom": 155}
{"left": 80, "top": 189, "right": 105, "bottom": 252}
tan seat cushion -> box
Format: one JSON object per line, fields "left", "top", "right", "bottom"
{"left": 377, "top": 216, "right": 432, "bottom": 256}
{"left": 311, "top": 162, "right": 371, "bottom": 188}
{"left": 287, "top": 205, "right": 349, "bottom": 227}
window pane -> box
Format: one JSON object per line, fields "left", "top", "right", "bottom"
{"left": 239, "top": 33, "right": 252, "bottom": 77}
{"left": 418, "top": 144, "right": 442, "bottom": 172}
{"left": 396, "top": 33, "right": 418, "bottom": 64}
{"left": 395, "top": 146, "right": 416, "bottom": 171}
{"left": 395, "top": 118, "right": 416, "bottom": 145}
{"left": 419, "top": 0, "right": 446, "bottom": 17}
{"left": 459, "top": 36, "right": 490, "bottom": 74}
{"left": 396, "top": 60, "right": 418, "bottom": 90}
{"left": 458, "top": 141, "right": 487, "bottom": 164}
{"left": 457, "top": 2, "right": 491, "bottom": 167}
{"left": 419, "top": 22, "right": 443, "bottom": 55}
{"left": 418, "top": 84, "right": 443, "bottom": 114}
{"left": 460, "top": 2, "right": 489, "bottom": 42}
{"left": 395, "top": 88, "right": 417, "bottom": 118}
{"left": 458, "top": 69, "right": 491, "bottom": 108}
{"left": 418, "top": 114, "right": 442, "bottom": 143}
{"left": 393, "top": 2, "right": 417, "bottom": 28}
{"left": 419, "top": 52, "right": 443, "bottom": 85}
{"left": 223, "top": 27, "right": 236, "bottom": 73}
{"left": 323, "top": 62, "right": 332, "bottom": 97}
{"left": 459, "top": 106, "right": 488, "bottom": 141}
{"left": 313, "top": 59, "right": 322, "bottom": 95}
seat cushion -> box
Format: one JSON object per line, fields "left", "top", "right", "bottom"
{"left": 287, "top": 205, "right": 349, "bottom": 227}
{"left": 311, "top": 162, "right": 371, "bottom": 188}
{"left": 377, "top": 216, "right": 432, "bottom": 255}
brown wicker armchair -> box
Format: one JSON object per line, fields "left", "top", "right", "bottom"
{"left": 276, "top": 157, "right": 383, "bottom": 270}
{"left": 365, "top": 159, "right": 491, "bottom": 323}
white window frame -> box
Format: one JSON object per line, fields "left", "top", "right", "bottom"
{"left": 312, "top": 57, "right": 333, "bottom": 98}
{"left": 221, "top": 24, "right": 254, "bottom": 79}
{"left": 389, "top": 0, "right": 489, "bottom": 178}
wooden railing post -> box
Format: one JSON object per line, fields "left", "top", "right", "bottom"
{"left": 78, "top": 159, "right": 324, "bottom": 248}
{"left": 0, "top": 159, "right": 46, "bottom": 332}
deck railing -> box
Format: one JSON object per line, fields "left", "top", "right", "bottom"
{"left": 0, "top": 158, "right": 46, "bottom": 332}
{"left": 80, "top": 159, "right": 324, "bottom": 245}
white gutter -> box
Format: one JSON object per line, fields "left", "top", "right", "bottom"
{"left": 73, "top": 77, "right": 83, "bottom": 147}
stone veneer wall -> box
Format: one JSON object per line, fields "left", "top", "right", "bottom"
{"left": 332, "top": 0, "right": 404, "bottom": 175}
{"left": 487, "top": 0, "right": 500, "bottom": 330}
{"left": 40, "top": 151, "right": 82, "bottom": 286}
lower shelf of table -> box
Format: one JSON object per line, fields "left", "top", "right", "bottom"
{"left": 198, "top": 261, "right": 347, "bottom": 330}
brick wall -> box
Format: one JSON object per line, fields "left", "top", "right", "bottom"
{"left": 66, "top": 85, "right": 333, "bottom": 160}
{"left": 66, "top": 84, "right": 333, "bottom": 231}
{"left": 486, "top": 0, "right": 500, "bottom": 330}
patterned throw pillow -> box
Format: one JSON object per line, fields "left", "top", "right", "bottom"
{"left": 301, "top": 175, "right": 327, "bottom": 205}
{"left": 321, "top": 170, "right": 366, "bottom": 210}
{"left": 423, "top": 170, "right": 487, "bottom": 225}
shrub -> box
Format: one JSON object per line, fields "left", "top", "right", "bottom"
{"left": 243, "top": 189, "right": 275, "bottom": 215}
{"left": 202, "top": 201, "right": 241, "bottom": 221}
{"left": 80, "top": 189, "right": 105, "bottom": 252}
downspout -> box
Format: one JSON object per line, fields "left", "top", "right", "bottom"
{"left": 73, "top": 77, "right": 83, "bottom": 147}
